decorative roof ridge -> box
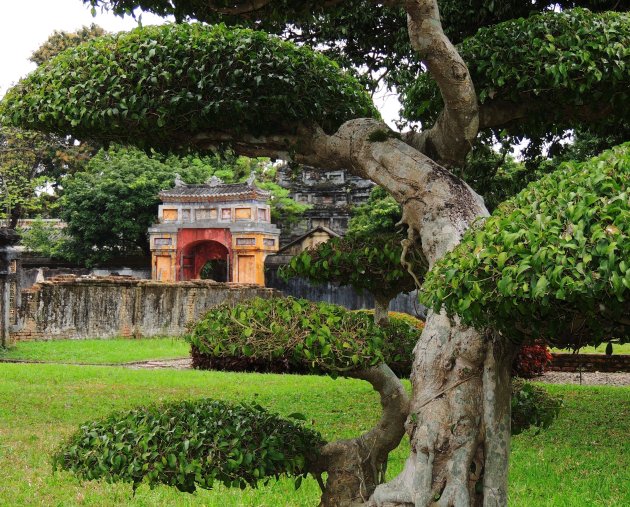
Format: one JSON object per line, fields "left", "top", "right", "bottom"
{"left": 158, "top": 179, "right": 271, "bottom": 199}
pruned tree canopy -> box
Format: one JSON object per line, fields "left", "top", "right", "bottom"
{"left": 0, "top": 23, "right": 377, "bottom": 151}
{"left": 421, "top": 143, "right": 630, "bottom": 348}
{"left": 402, "top": 9, "right": 630, "bottom": 136}
{"left": 282, "top": 233, "right": 422, "bottom": 300}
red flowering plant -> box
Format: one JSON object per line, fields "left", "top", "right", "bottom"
{"left": 512, "top": 342, "right": 553, "bottom": 378}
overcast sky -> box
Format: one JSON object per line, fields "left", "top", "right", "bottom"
{"left": 0, "top": 0, "right": 400, "bottom": 127}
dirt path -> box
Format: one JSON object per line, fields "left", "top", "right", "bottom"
{"left": 124, "top": 358, "right": 192, "bottom": 370}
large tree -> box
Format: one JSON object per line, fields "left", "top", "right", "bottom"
{"left": 0, "top": 25, "right": 106, "bottom": 227}
{"left": 1, "top": 2, "right": 628, "bottom": 506}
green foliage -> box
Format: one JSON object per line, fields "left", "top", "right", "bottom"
{"left": 53, "top": 398, "right": 323, "bottom": 493}
{"left": 0, "top": 126, "right": 94, "bottom": 227}
{"left": 347, "top": 186, "right": 402, "bottom": 237}
{"left": 282, "top": 233, "right": 423, "bottom": 302}
{"left": 454, "top": 139, "right": 539, "bottom": 213}
{"left": 402, "top": 9, "right": 629, "bottom": 136}
{"left": 187, "top": 297, "right": 422, "bottom": 376}
{"left": 511, "top": 378, "right": 563, "bottom": 436}
{"left": 84, "top": 1, "right": 624, "bottom": 98}
{"left": 17, "top": 217, "right": 72, "bottom": 259}
{"left": 421, "top": 144, "right": 630, "bottom": 348}
{"left": 1, "top": 23, "right": 377, "bottom": 149}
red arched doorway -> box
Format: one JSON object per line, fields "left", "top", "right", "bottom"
{"left": 181, "top": 240, "right": 230, "bottom": 281}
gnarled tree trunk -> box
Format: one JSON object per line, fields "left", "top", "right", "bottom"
{"left": 312, "top": 364, "right": 410, "bottom": 506}
{"left": 196, "top": 115, "right": 517, "bottom": 505}
{"left": 304, "top": 119, "right": 516, "bottom": 506}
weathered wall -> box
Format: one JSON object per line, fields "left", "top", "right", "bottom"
{"left": 12, "top": 275, "right": 278, "bottom": 342}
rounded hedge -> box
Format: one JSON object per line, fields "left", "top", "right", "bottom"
{"left": 53, "top": 398, "right": 324, "bottom": 493}
{"left": 402, "top": 9, "right": 630, "bottom": 134}
{"left": 421, "top": 143, "right": 630, "bottom": 347}
{"left": 187, "top": 297, "right": 422, "bottom": 377}
{"left": 1, "top": 23, "right": 377, "bottom": 150}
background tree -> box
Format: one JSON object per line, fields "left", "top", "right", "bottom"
{"left": 0, "top": 25, "right": 107, "bottom": 227}
{"left": 0, "top": 126, "right": 93, "bottom": 227}
{"left": 282, "top": 187, "right": 423, "bottom": 325}
{"left": 29, "top": 24, "right": 106, "bottom": 66}
{"left": 2, "top": 3, "right": 628, "bottom": 505}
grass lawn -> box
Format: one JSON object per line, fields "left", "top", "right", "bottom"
{"left": 552, "top": 342, "right": 630, "bottom": 355}
{"left": 0, "top": 363, "right": 627, "bottom": 506}
{"left": 0, "top": 337, "right": 189, "bottom": 364}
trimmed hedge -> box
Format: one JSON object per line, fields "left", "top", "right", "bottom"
{"left": 421, "top": 143, "right": 630, "bottom": 348}
{"left": 511, "top": 379, "right": 563, "bottom": 435}
{"left": 187, "top": 297, "right": 422, "bottom": 377}
{"left": 1, "top": 23, "right": 378, "bottom": 150}
{"left": 53, "top": 399, "right": 323, "bottom": 493}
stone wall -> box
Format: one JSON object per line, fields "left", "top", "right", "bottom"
{"left": 11, "top": 275, "right": 278, "bottom": 342}
{"left": 550, "top": 353, "right": 630, "bottom": 372}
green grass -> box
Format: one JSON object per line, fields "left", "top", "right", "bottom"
{"left": 0, "top": 337, "right": 189, "bottom": 364}
{"left": 0, "top": 363, "right": 627, "bottom": 506}
{"left": 552, "top": 342, "right": 630, "bottom": 355}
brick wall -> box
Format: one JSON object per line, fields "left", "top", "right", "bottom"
{"left": 550, "top": 353, "right": 630, "bottom": 372}
{"left": 11, "top": 275, "right": 278, "bottom": 342}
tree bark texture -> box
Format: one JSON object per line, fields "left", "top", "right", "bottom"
{"left": 374, "top": 297, "right": 391, "bottom": 326}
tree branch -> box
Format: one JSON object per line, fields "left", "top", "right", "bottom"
{"left": 402, "top": 0, "right": 478, "bottom": 169}
{"left": 312, "top": 363, "right": 410, "bottom": 505}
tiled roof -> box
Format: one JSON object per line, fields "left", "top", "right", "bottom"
{"left": 159, "top": 182, "right": 270, "bottom": 202}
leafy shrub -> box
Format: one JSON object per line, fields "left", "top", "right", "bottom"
{"left": 1, "top": 23, "right": 378, "bottom": 150}
{"left": 512, "top": 343, "right": 553, "bottom": 378}
{"left": 53, "top": 398, "right": 324, "bottom": 493}
{"left": 421, "top": 143, "right": 630, "bottom": 348}
{"left": 511, "top": 379, "right": 563, "bottom": 435}
{"left": 187, "top": 297, "right": 422, "bottom": 377}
